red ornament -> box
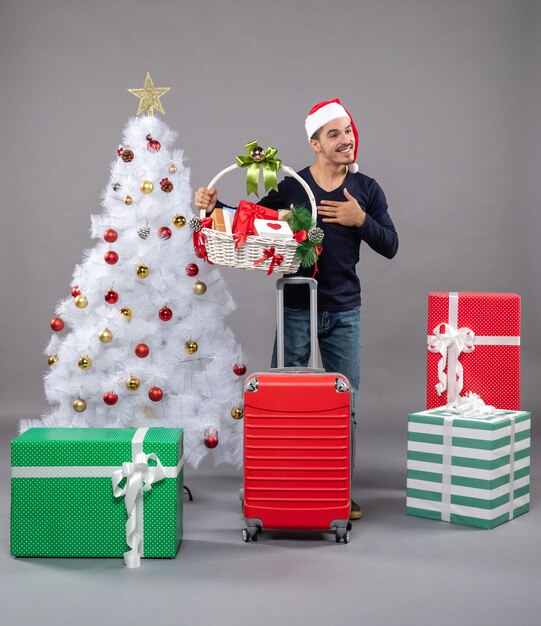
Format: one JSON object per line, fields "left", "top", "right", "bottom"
{"left": 103, "top": 392, "right": 118, "bottom": 406}
{"left": 104, "top": 289, "right": 119, "bottom": 304}
{"left": 204, "top": 427, "right": 219, "bottom": 449}
{"left": 50, "top": 317, "right": 64, "bottom": 332}
{"left": 104, "top": 229, "right": 118, "bottom": 243}
{"left": 159, "top": 307, "right": 173, "bottom": 321}
{"left": 233, "top": 363, "right": 247, "bottom": 376}
{"left": 147, "top": 139, "right": 161, "bottom": 153}
{"left": 135, "top": 343, "right": 150, "bottom": 358}
{"left": 71, "top": 285, "right": 81, "bottom": 297}
{"left": 148, "top": 386, "right": 163, "bottom": 402}
{"left": 158, "top": 226, "right": 172, "bottom": 240}
{"left": 185, "top": 263, "right": 199, "bottom": 277}
{"left": 104, "top": 250, "right": 119, "bottom": 265}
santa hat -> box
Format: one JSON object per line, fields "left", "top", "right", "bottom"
{"left": 305, "top": 98, "right": 359, "bottom": 173}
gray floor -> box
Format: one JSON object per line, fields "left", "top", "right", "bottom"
{"left": 1, "top": 420, "right": 539, "bottom": 626}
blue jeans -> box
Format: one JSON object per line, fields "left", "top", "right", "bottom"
{"left": 271, "top": 306, "right": 361, "bottom": 424}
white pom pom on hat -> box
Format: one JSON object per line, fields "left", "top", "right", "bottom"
{"left": 305, "top": 98, "right": 359, "bottom": 173}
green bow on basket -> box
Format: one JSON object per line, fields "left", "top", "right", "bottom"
{"left": 235, "top": 140, "right": 282, "bottom": 196}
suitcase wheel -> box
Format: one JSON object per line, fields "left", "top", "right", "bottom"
{"left": 335, "top": 522, "right": 352, "bottom": 544}
{"left": 242, "top": 526, "right": 260, "bottom": 542}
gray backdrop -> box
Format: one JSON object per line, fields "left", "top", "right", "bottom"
{"left": 1, "top": 0, "right": 539, "bottom": 442}
{"left": 1, "top": 3, "right": 540, "bottom": 625}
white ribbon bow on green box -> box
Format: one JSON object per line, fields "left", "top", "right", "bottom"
{"left": 11, "top": 427, "right": 183, "bottom": 564}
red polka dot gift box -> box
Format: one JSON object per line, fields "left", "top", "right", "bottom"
{"left": 10, "top": 427, "right": 183, "bottom": 567}
{"left": 427, "top": 292, "right": 521, "bottom": 410}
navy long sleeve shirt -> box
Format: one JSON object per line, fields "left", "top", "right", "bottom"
{"left": 257, "top": 166, "right": 398, "bottom": 311}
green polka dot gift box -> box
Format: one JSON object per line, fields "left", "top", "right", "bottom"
{"left": 11, "top": 427, "right": 183, "bottom": 566}
{"left": 407, "top": 407, "right": 530, "bottom": 529}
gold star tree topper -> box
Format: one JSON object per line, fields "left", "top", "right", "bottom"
{"left": 128, "top": 72, "right": 171, "bottom": 116}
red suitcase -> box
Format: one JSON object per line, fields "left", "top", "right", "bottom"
{"left": 242, "top": 277, "right": 352, "bottom": 543}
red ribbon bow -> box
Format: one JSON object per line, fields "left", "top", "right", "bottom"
{"left": 312, "top": 243, "right": 323, "bottom": 278}
{"left": 293, "top": 229, "right": 308, "bottom": 243}
{"left": 232, "top": 200, "right": 279, "bottom": 249}
{"left": 193, "top": 217, "right": 213, "bottom": 262}
{"left": 253, "top": 246, "right": 284, "bottom": 275}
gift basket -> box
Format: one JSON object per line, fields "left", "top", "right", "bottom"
{"left": 190, "top": 142, "right": 322, "bottom": 275}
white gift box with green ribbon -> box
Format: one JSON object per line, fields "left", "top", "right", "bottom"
{"left": 407, "top": 407, "right": 530, "bottom": 529}
{"left": 11, "top": 427, "right": 183, "bottom": 566}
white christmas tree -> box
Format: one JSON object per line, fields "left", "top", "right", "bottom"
{"left": 25, "top": 74, "right": 246, "bottom": 468}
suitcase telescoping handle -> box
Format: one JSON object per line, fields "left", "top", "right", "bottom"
{"left": 275, "top": 276, "right": 322, "bottom": 371}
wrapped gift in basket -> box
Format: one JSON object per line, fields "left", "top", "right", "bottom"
{"left": 190, "top": 141, "right": 324, "bottom": 275}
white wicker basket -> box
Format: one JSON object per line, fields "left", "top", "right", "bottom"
{"left": 199, "top": 163, "right": 317, "bottom": 274}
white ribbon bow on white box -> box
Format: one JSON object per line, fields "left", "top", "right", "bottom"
{"left": 446, "top": 392, "right": 496, "bottom": 418}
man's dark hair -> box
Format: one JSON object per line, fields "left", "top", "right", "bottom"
{"left": 310, "top": 128, "right": 321, "bottom": 142}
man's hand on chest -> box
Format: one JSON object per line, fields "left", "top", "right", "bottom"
{"left": 317, "top": 188, "right": 366, "bottom": 228}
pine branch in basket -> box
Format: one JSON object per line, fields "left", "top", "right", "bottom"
{"left": 283, "top": 206, "right": 313, "bottom": 233}
{"left": 283, "top": 206, "right": 324, "bottom": 269}
{"left": 294, "top": 240, "right": 319, "bottom": 268}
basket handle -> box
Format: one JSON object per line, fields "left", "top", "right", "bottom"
{"left": 202, "top": 164, "right": 317, "bottom": 222}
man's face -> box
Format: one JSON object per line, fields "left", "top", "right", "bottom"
{"left": 311, "top": 116, "right": 355, "bottom": 166}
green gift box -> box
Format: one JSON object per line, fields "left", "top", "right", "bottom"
{"left": 11, "top": 427, "right": 183, "bottom": 565}
{"left": 407, "top": 407, "right": 530, "bottom": 529}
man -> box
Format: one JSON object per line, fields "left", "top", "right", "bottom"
{"left": 195, "top": 99, "right": 398, "bottom": 520}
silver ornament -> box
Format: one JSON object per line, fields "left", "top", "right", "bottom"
{"left": 189, "top": 216, "right": 202, "bottom": 232}
{"left": 308, "top": 226, "right": 324, "bottom": 243}
{"left": 138, "top": 225, "right": 151, "bottom": 239}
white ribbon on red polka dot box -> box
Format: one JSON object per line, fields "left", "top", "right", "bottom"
{"left": 427, "top": 292, "right": 521, "bottom": 410}
{"left": 11, "top": 427, "right": 183, "bottom": 566}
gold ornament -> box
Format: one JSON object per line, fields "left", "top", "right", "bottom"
{"left": 48, "top": 354, "right": 59, "bottom": 366}
{"left": 72, "top": 398, "right": 87, "bottom": 413}
{"left": 140, "top": 180, "right": 154, "bottom": 194}
{"left": 250, "top": 146, "right": 266, "bottom": 162}
{"left": 184, "top": 339, "right": 198, "bottom": 355}
{"left": 78, "top": 355, "right": 92, "bottom": 370}
{"left": 126, "top": 374, "right": 141, "bottom": 391}
{"left": 192, "top": 280, "right": 207, "bottom": 296}
{"left": 124, "top": 194, "right": 134, "bottom": 205}
{"left": 98, "top": 328, "right": 113, "bottom": 343}
{"left": 74, "top": 294, "right": 88, "bottom": 309}
{"left": 120, "top": 307, "right": 133, "bottom": 320}
{"left": 173, "top": 214, "right": 186, "bottom": 228}
{"left": 136, "top": 263, "right": 150, "bottom": 278}
{"left": 169, "top": 163, "right": 177, "bottom": 174}
{"left": 127, "top": 72, "right": 171, "bottom": 117}
{"left": 230, "top": 406, "right": 244, "bottom": 420}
